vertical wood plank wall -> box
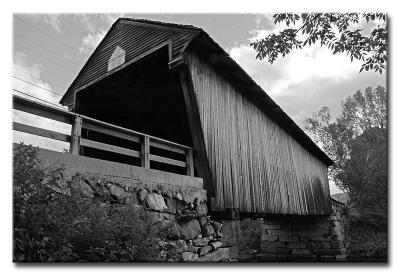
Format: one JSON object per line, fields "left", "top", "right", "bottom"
{"left": 186, "top": 52, "right": 331, "bottom": 215}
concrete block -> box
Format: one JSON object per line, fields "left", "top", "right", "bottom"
{"left": 287, "top": 242, "right": 307, "bottom": 249}
{"left": 182, "top": 251, "right": 198, "bottom": 262}
{"left": 292, "top": 248, "right": 312, "bottom": 255}
{"left": 267, "top": 229, "right": 296, "bottom": 236}
{"left": 261, "top": 234, "right": 278, "bottom": 242}
{"left": 262, "top": 224, "right": 281, "bottom": 230}
{"left": 279, "top": 235, "right": 299, "bottom": 242}
{"left": 197, "top": 247, "right": 230, "bottom": 262}
{"left": 199, "top": 245, "right": 212, "bottom": 256}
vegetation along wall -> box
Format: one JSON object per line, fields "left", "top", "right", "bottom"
{"left": 186, "top": 52, "right": 331, "bottom": 215}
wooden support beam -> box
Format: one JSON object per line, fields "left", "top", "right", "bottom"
{"left": 141, "top": 136, "right": 150, "bottom": 169}
{"left": 186, "top": 148, "right": 194, "bottom": 176}
{"left": 179, "top": 64, "right": 214, "bottom": 195}
{"left": 70, "top": 116, "right": 82, "bottom": 155}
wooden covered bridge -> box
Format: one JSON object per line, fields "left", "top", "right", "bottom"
{"left": 14, "top": 18, "right": 334, "bottom": 217}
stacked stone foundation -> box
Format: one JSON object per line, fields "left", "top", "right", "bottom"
{"left": 221, "top": 205, "right": 348, "bottom": 262}
{"left": 35, "top": 147, "right": 232, "bottom": 262}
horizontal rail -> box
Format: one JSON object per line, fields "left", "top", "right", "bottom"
{"left": 12, "top": 94, "right": 195, "bottom": 176}
{"left": 82, "top": 120, "right": 141, "bottom": 143}
{"left": 13, "top": 122, "right": 71, "bottom": 143}
{"left": 80, "top": 138, "right": 141, "bottom": 158}
{"left": 149, "top": 154, "right": 187, "bottom": 168}
{"left": 150, "top": 139, "right": 186, "bottom": 154}
{"left": 13, "top": 94, "right": 75, "bottom": 124}
{"left": 81, "top": 114, "right": 192, "bottom": 150}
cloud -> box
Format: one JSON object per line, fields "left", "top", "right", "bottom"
{"left": 230, "top": 15, "right": 386, "bottom": 195}
{"left": 229, "top": 31, "right": 386, "bottom": 124}
{"left": 23, "top": 14, "right": 62, "bottom": 32}
{"left": 76, "top": 14, "right": 124, "bottom": 54}
{"left": 12, "top": 52, "right": 71, "bottom": 152}
{"left": 78, "top": 30, "right": 107, "bottom": 54}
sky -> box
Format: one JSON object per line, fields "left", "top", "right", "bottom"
{"left": 11, "top": 13, "right": 387, "bottom": 194}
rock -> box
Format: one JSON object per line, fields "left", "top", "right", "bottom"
{"left": 279, "top": 235, "right": 299, "bottom": 242}
{"left": 72, "top": 178, "right": 94, "bottom": 198}
{"left": 186, "top": 245, "right": 199, "bottom": 253}
{"left": 176, "top": 192, "right": 183, "bottom": 201}
{"left": 146, "top": 193, "right": 167, "bottom": 211}
{"left": 198, "top": 216, "right": 208, "bottom": 227}
{"left": 109, "top": 185, "right": 127, "bottom": 199}
{"left": 125, "top": 193, "right": 139, "bottom": 205}
{"left": 138, "top": 189, "right": 148, "bottom": 202}
{"left": 178, "top": 213, "right": 197, "bottom": 223}
{"left": 181, "top": 219, "right": 201, "bottom": 240}
{"left": 210, "top": 241, "right": 222, "bottom": 250}
{"left": 182, "top": 252, "right": 198, "bottom": 262}
{"left": 195, "top": 203, "right": 208, "bottom": 216}
{"left": 202, "top": 224, "right": 215, "bottom": 237}
{"left": 166, "top": 222, "right": 187, "bottom": 240}
{"left": 212, "top": 221, "right": 223, "bottom": 233}
{"left": 165, "top": 197, "right": 177, "bottom": 214}
{"left": 192, "top": 236, "right": 212, "bottom": 247}
{"left": 261, "top": 234, "right": 278, "bottom": 242}
{"left": 292, "top": 248, "right": 312, "bottom": 255}
{"left": 197, "top": 247, "right": 230, "bottom": 262}
{"left": 199, "top": 245, "right": 212, "bottom": 256}
{"left": 166, "top": 189, "right": 174, "bottom": 199}
{"left": 175, "top": 240, "right": 188, "bottom": 252}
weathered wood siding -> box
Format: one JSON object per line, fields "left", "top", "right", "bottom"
{"left": 61, "top": 19, "right": 199, "bottom": 107}
{"left": 186, "top": 52, "right": 331, "bottom": 215}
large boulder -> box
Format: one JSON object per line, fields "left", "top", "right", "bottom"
{"left": 182, "top": 252, "right": 198, "bottom": 262}
{"left": 195, "top": 203, "right": 208, "bottom": 216}
{"left": 181, "top": 219, "right": 201, "bottom": 240}
{"left": 138, "top": 188, "right": 148, "bottom": 202}
{"left": 164, "top": 221, "right": 187, "bottom": 240}
{"left": 202, "top": 224, "right": 215, "bottom": 237}
{"left": 146, "top": 193, "right": 167, "bottom": 211}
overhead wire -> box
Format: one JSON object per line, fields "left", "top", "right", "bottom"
{"left": 14, "top": 16, "right": 78, "bottom": 52}
{"left": 14, "top": 32, "right": 81, "bottom": 67}
{"left": 14, "top": 41, "right": 77, "bottom": 72}
{"left": 12, "top": 88, "right": 68, "bottom": 110}
{"left": 12, "top": 75, "right": 63, "bottom": 96}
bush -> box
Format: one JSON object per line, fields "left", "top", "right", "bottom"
{"left": 13, "top": 144, "right": 178, "bottom": 262}
{"left": 347, "top": 216, "right": 387, "bottom": 262}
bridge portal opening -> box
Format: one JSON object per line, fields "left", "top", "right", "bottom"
{"left": 75, "top": 46, "right": 194, "bottom": 175}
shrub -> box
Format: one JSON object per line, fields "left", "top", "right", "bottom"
{"left": 13, "top": 144, "right": 178, "bottom": 262}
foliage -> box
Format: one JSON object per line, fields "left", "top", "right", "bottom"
{"left": 347, "top": 219, "right": 387, "bottom": 262}
{"left": 251, "top": 13, "right": 387, "bottom": 73}
{"left": 304, "top": 86, "right": 387, "bottom": 261}
{"left": 304, "top": 86, "right": 387, "bottom": 218}
{"left": 13, "top": 144, "right": 178, "bottom": 262}
{"left": 304, "top": 86, "right": 387, "bottom": 188}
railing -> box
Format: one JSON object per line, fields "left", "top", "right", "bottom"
{"left": 331, "top": 197, "right": 346, "bottom": 212}
{"left": 12, "top": 95, "right": 195, "bottom": 176}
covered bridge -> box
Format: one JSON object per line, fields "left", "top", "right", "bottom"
{"left": 60, "top": 18, "right": 334, "bottom": 216}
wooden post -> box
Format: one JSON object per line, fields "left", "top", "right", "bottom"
{"left": 141, "top": 136, "right": 150, "bottom": 168}
{"left": 70, "top": 116, "right": 82, "bottom": 155}
{"left": 186, "top": 148, "right": 194, "bottom": 176}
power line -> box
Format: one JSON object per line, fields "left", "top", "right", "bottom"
{"left": 12, "top": 88, "right": 67, "bottom": 110}
{"left": 12, "top": 75, "right": 62, "bottom": 96}
{"left": 14, "top": 41, "right": 77, "bottom": 72}
{"left": 14, "top": 33, "right": 81, "bottom": 67}
{"left": 14, "top": 16, "right": 78, "bottom": 52}
{"left": 12, "top": 69, "right": 67, "bottom": 92}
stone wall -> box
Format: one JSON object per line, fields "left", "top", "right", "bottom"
{"left": 221, "top": 204, "right": 348, "bottom": 262}
{"left": 35, "top": 147, "right": 231, "bottom": 262}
